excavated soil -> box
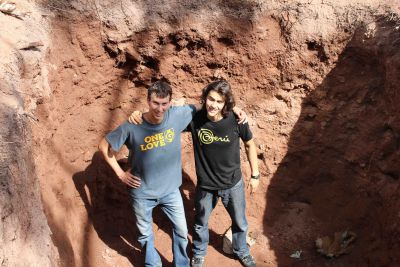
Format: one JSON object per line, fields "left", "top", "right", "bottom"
{"left": 2, "top": 0, "right": 400, "bottom": 267}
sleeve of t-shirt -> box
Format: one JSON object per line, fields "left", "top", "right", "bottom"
{"left": 170, "top": 105, "right": 196, "bottom": 131}
{"left": 183, "top": 121, "right": 192, "bottom": 133}
{"left": 105, "top": 121, "right": 131, "bottom": 152}
{"left": 238, "top": 121, "right": 253, "bottom": 142}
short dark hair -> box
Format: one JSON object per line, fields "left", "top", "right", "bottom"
{"left": 147, "top": 80, "right": 172, "bottom": 100}
{"left": 201, "top": 80, "right": 235, "bottom": 117}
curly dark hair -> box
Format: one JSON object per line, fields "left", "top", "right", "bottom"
{"left": 201, "top": 80, "right": 235, "bottom": 117}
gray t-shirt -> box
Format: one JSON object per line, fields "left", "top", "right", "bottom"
{"left": 106, "top": 105, "right": 196, "bottom": 199}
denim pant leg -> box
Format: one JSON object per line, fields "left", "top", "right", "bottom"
{"left": 159, "top": 189, "right": 190, "bottom": 267}
{"left": 131, "top": 197, "right": 162, "bottom": 267}
{"left": 221, "top": 179, "right": 250, "bottom": 258}
{"left": 192, "top": 187, "right": 218, "bottom": 257}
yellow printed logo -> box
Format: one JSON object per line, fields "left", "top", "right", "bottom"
{"left": 140, "top": 128, "right": 175, "bottom": 151}
{"left": 198, "top": 129, "right": 230, "bottom": 144}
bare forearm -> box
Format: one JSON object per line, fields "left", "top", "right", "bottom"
{"left": 193, "top": 103, "right": 203, "bottom": 112}
{"left": 170, "top": 97, "right": 202, "bottom": 112}
{"left": 98, "top": 138, "right": 124, "bottom": 177}
{"left": 245, "top": 139, "right": 259, "bottom": 176}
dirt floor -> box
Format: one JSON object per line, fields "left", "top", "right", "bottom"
{"left": 2, "top": 0, "right": 400, "bottom": 267}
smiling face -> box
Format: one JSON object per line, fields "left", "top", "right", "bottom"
{"left": 201, "top": 80, "right": 235, "bottom": 120}
{"left": 205, "top": 90, "right": 226, "bottom": 121}
{"left": 147, "top": 93, "right": 171, "bottom": 124}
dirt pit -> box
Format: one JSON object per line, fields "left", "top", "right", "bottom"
{"left": 2, "top": 0, "right": 400, "bottom": 266}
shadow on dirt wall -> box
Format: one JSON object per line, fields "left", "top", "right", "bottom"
{"left": 72, "top": 152, "right": 229, "bottom": 266}
{"left": 264, "top": 20, "right": 400, "bottom": 266}
{"left": 43, "top": 0, "right": 259, "bottom": 26}
{"left": 72, "top": 152, "right": 143, "bottom": 266}
{"left": 72, "top": 153, "right": 191, "bottom": 266}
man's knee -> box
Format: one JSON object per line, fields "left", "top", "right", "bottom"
{"left": 173, "top": 222, "right": 188, "bottom": 238}
{"left": 233, "top": 218, "right": 248, "bottom": 232}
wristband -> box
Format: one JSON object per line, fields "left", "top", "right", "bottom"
{"left": 251, "top": 174, "right": 260, "bottom": 180}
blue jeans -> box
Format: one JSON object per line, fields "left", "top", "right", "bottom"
{"left": 131, "top": 189, "right": 189, "bottom": 267}
{"left": 192, "top": 179, "right": 250, "bottom": 259}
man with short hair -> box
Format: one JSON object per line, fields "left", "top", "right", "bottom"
{"left": 127, "top": 80, "right": 257, "bottom": 267}
{"left": 99, "top": 80, "right": 196, "bottom": 267}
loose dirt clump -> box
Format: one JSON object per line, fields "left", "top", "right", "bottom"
{"left": 1, "top": 0, "right": 400, "bottom": 266}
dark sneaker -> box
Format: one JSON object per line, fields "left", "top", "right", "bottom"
{"left": 239, "top": 254, "right": 256, "bottom": 267}
{"left": 191, "top": 256, "right": 205, "bottom": 267}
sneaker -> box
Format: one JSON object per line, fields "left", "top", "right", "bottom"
{"left": 239, "top": 254, "right": 256, "bottom": 267}
{"left": 191, "top": 256, "right": 205, "bottom": 267}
